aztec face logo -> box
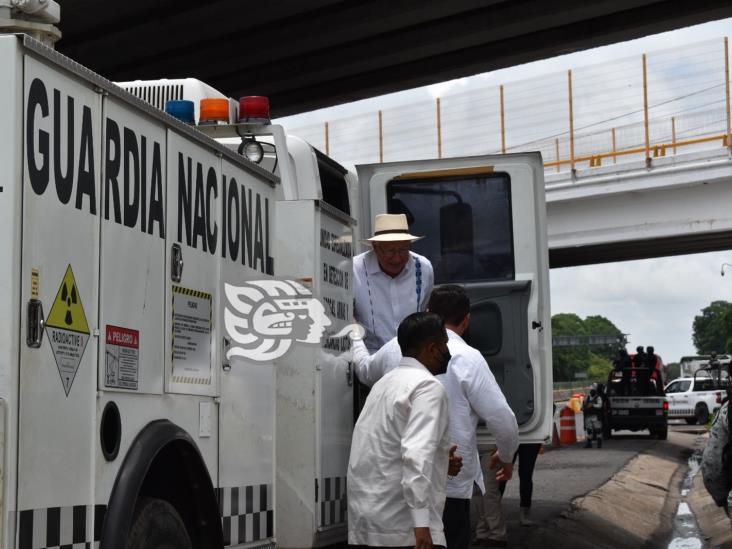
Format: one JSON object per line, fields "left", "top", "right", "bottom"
{"left": 224, "top": 279, "right": 333, "bottom": 362}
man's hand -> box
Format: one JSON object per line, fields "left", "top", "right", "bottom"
{"left": 414, "top": 526, "right": 433, "bottom": 549}
{"left": 489, "top": 451, "right": 513, "bottom": 481}
{"left": 448, "top": 445, "right": 463, "bottom": 477}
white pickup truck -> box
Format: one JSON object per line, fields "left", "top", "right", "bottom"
{"left": 665, "top": 377, "right": 726, "bottom": 424}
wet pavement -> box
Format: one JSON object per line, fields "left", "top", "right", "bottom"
{"left": 667, "top": 445, "right": 704, "bottom": 549}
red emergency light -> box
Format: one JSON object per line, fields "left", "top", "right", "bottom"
{"left": 239, "top": 96, "right": 270, "bottom": 124}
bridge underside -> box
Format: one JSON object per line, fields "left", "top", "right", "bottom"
{"left": 550, "top": 229, "right": 732, "bottom": 268}
{"left": 56, "top": 0, "right": 732, "bottom": 117}
{"left": 546, "top": 150, "right": 732, "bottom": 268}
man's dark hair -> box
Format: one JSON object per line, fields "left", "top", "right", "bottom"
{"left": 397, "top": 312, "right": 445, "bottom": 358}
{"left": 427, "top": 285, "right": 470, "bottom": 326}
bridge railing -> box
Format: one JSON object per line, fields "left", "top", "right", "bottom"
{"left": 283, "top": 37, "right": 732, "bottom": 175}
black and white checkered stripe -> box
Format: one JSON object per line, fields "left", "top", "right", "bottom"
{"left": 217, "top": 484, "right": 274, "bottom": 547}
{"left": 18, "top": 504, "right": 106, "bottom": 549}
{"left": 317, "top": 476, "right": 347, "bottom": 527}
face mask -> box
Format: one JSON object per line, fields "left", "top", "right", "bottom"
{"left": 436, "top": 346, "right": 452, "bottom": 375}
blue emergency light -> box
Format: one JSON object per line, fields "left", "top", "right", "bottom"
{"left": 165, "top": 100, "right": 195, "bottom": 125}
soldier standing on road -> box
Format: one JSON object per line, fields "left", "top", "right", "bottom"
{"left": 582, "top": 387, "right": 604, "bottom": 449}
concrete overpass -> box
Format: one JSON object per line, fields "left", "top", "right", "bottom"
{"left": 54, "top": 0, "right": 732, "bottom": 117}
{"left": 546, "top": 147, "right": 732, "bottom": 267}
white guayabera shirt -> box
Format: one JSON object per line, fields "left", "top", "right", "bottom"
{"left": 353, "top": 250, "right": 434, "bottom": 352}
{"left": 351, "top": 330, "right": 519, "bottom": 499}
{"left": 440, "top": 330, "right": 518, "bottom": 499}
{"left": 347, "top": 357, "right": 450, "bottom": 547}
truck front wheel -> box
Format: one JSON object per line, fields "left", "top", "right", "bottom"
{"left": 126, "top": 497, "right": 192, "bottom": 549}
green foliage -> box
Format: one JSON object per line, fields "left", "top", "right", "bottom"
{"left": 552, "top": 313, "right": 624, "bottom": 382}
{"left": 692, "top": 301, "right": 732, "bottom": 355}
{"left": 587, "top": 353, "right": 614, "bottom": 380}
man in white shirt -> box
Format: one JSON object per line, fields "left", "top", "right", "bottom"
{"left": 348, "top": 312, "right": 452, "bottom": 549}
{"left": 353, "top": 214, "right": 434, "bottom": 352}
{"left": 350, "top": 286, "right": 519, "bottom": 549}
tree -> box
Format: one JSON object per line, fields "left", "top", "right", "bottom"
{"left": 587, "top": 353, "right": 614, "bottom": 381}
{"left": 552, "top": 313, "right": 589, "bottom": 382}
{"left": 692, "top": 301, "right": 732, "bottom": 354}
{"left": 551, "top": 313, "right": 624, "bottom": 382}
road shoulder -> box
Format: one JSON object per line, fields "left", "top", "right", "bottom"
{"left": 522, "top": 432, "right": 692, "bottom": 548}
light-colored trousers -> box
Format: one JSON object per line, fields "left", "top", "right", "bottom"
{"left": 473, "top": 448, "right": 506, "bottom": 541}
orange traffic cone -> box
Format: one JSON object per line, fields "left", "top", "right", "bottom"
{"left": 559, "top": 406, "right": 577, "bottom": 445}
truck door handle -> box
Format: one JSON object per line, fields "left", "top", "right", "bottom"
{"left": 171, "top": 243, "right": 184, "bottom": 283}
{"left": 26, "top": 299, "right": 45, "bottom": 348}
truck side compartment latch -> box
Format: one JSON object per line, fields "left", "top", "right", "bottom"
{"left": 222, "top": 337, "right": 231, "bottom": 372}
{"left": 532, "top": 320, "right": 543, "bottom": 331}
{"left": 171, "top": 243, "right": 184, "bottom": 283}
{"left": 26, "top": 299, "right": 45, "bottom": 348}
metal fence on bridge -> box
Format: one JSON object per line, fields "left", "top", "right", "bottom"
{"left": 284, "top": 38, "right": 732, "bottom": 174}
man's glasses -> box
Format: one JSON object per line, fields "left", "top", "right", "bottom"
{"left": 376, "top": 246, "right": 410, "bottom": 258}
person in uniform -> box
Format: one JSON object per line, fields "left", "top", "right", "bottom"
{"left": 353, "top": 214, "right": 434, "bottom": 353}
{"left": 582, "top": 387, "right": 604, "bottom": 449}
{"left": 347, "top": 312, "right": 452, "bottom": 549}
{"left": 702, "top": 400, "right": 731, "bottom": 515}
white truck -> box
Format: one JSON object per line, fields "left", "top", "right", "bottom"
{"left": 665, "top": 376, "right": 727, "bottom": 425}
{"left": 679, "top": 354, "right": 731, "bottom": 378}
{"left": 0, "top": 27, "right": 553, "bottom": 549}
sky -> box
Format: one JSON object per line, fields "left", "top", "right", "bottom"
{"left": 275, "top": 17, "right": 732, "bottom": 367}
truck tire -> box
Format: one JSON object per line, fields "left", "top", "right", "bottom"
{"left": 685, "top": 418, "right": 697, "bottom": 425}
{"left": 695, "top": 403, "right": 710, "bottom": 425}
{"left": 125, "top": 497, "right": 192, "bottom": 549}
{"left": 656, "top": 426, "right": 668, "bottom": 440}
{"left": 603, "top": 423, "right": 612, "bottom": 439}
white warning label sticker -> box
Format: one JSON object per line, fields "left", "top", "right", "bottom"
{"left": 105, "top": 325, "right": 139, "bottom": 390}
{"left": 172, "top": 286, "right": 212, "bottom": 384}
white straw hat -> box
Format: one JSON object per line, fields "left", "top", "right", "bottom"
{"left": 366, "top": 214, "right": 423, "bottom": 242}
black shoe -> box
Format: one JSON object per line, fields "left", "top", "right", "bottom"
{"left": 597, "top": 439, "right": 603, "bottom": 448}
{"left": 584, "top": 441, "right": 592, "bottom": 448}
{"left": 475, "top": 539, "right": 508, "bottom": 548}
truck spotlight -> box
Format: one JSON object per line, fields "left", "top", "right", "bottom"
{"left": 239, "top": 138, "right": 264, "bottom": 164}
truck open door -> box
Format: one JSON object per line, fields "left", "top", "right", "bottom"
{"left": 356, "top": 154, "right": 552, "bottom": 442}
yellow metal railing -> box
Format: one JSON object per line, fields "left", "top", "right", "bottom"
{"left": 544, "top": 132, "right": 732, "bottom": 170}
{"left": 285, "top": 37, "right": 732, "bottom": 173}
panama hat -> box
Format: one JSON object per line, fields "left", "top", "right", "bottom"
{"left": 366, "top": 214, "right": 424, "bottom": 242}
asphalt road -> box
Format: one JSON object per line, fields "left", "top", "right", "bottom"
{"left": 474, "top": 420, "right": 706, "bottom": 548}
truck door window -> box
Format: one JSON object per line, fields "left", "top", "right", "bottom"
{"left": 316, "top": 149, "right": 350, "bottom": 215}
{"left": 386, "top": 173, "right": 514, "bottom": 283}
{"left": 668, "top": 380, "right": 690, "bottom": 393}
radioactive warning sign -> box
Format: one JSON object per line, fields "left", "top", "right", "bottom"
{"left": 46, "top": 265, "right": 90, "bottom": 396}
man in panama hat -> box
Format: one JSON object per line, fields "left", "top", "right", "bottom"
{"left": 353, "top": 213, "right": 434, "bottom": 353}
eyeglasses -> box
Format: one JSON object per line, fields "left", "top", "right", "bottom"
{"left": 376, "top": 246, "right": 411, "bottom": 257}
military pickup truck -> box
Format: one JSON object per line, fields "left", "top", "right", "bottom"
{"left": 602, "top": 361, "right": 668, "bottom": 439}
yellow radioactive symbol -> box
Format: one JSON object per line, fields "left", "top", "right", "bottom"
{"left": 46, "top": 264, "right": 90, "bottom": 334}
